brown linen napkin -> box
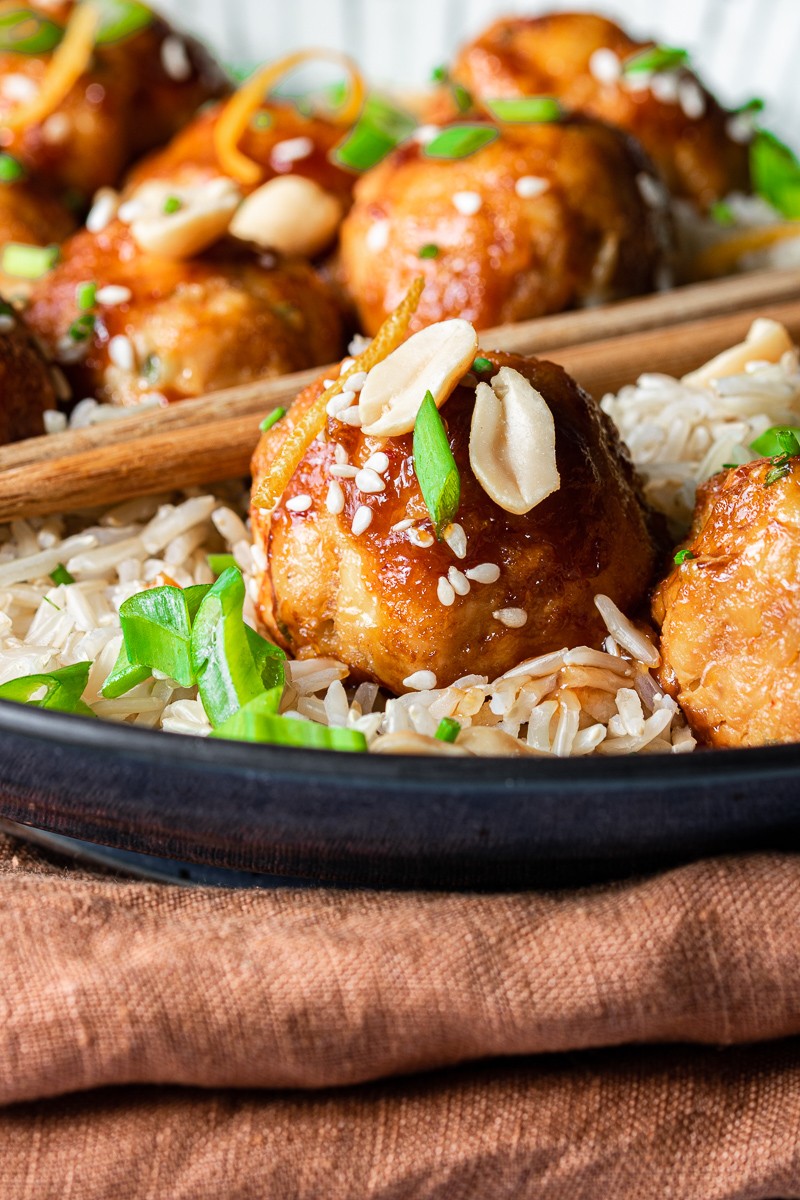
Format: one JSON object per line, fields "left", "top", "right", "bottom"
{"left": 2, "top": 834, "right": 800, "bottom": 1197}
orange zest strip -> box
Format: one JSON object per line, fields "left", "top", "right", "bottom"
{"left": 214, "top": 49, "right": 367, "bottom": 187}
{"left": 3, "top": 1, "right": 100, "bottom": 133}
{"left": 694, "top": 223, "right": 800, "bottom": 278}
{"left": 252, "top": 277, "right": 425, "bottom": 512}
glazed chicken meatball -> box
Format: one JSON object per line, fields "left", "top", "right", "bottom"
{"left": 447, "top": 12, "right": 749, "bottom": 209}
{"left": 251, "top": 343, "right": 659, "bottom": 694}
{"left": 653, "top": 459, "right": 800, "bottom": 747}
{"left": 0, "top": 1, "right": 227, "bottom": 202}
{"left": 0, "top": 304, "right": 57, "bottom": 443}
{"left": 339, "top": 115, "right": 672, "bottom": 336}
{"left": 25, "top": 216, "right": 345, "bottom": 406}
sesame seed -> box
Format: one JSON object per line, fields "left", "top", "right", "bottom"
{"left": 636, "top": 172, "right": 665, "bottom": 209}
{"left": 403, "top": 669, "right": 437, "bottom": 690}
{"left": 351, "top": 505, "right": 372, "bottom": 535}
{"left": 325, "top": 481, "right": 345, "bottom": 514}
{"left": 323, "top": 378, "right": 337, "bottom": 389}
{"left": 43, "top": 409, "right": 68, "bottom": 434}
{"left": 437, "top": 576, "right": 456, "bottom": 606}
{"left": 161, "top": 35, "right": 192, "bottom": 82}
{"left": 366, "top": 220, "right": 390, "bottom": 252}
{"left": 391, "top": 518, "right": 414, "bottom": 532}
{"left": 413, "top": 125, "right": 439, "bottom": 146}
{"left": 466, "top": 563, "right": 500, "bottom": 584}
{"left": 42, "top": 112, "right": 70, "bottom": 145}
{"left": 117, "top": 199, "right": 143, "bottom": 224}
{"left": 339, "top": 357, "right": 355, "bottom": 372}
{"left": 650, "top": 72, "right": 680, "bottom": 104}
{"left": 678, "top": 79, "right": 705, "bottom": 120}
{"left": 56, "top": 336, "right": 88, "bottom": 364}
{"left": 326, "top": 391, "right": 354, "bottom": 417}
{"left": 515, "top": 175, "right": 549, "bottom": 199}
{"left": 447, "top": 566, "right": 470, "bottom": 596}
{"left": 0, "top": 314, "right": 13, "bottom": 333}
{"left": 334, "top": 443, "right": 349, "bottom": 465}
{"left": 726, "top": 113, "right": 755, "bottom": 145}
{"left": 442, "top": 522, "right": 467, "bottom": 559}
{"left": 453, "top": 190, "right": 482, "bottom": 215}
{"left": 1, "top": 74, "right": 37, "bottom": 103}
{"left": 364, "top": 451, "right": 389, "bottom": 475}
{"left": 86, "top": 189, "right": 119, "bottom": 234}
{"left": 346, "top": 370, "right": 368, "bottom": 393}
{"left": 108, "top": 335, "right": 135, "bottom": 372}
{"left": 271, "top": 137, "right": 314, "bottom": 166}
{"left": 286, "top": 494, "right": 312, "bottom": 513}
{"left": 493, "top": 607, "right": 528, "bottom": 628}
{"left": 95, "top": 285, "right": 132, "bottom": 307}
{"left": 588, "top": 47, "right": 620, "bottom": 85}
{"left": 338, "top": 406, "right": 363, "bottom": 426}
{"left": 355, "top": 467, "right": 385, "bottom": 494}
{"left": 622, "top": 71, "right": 651, "bottom": 93}
{"left": 329, "top": 464, "right": 358, "bottom": 478}
{"left": 407, "top": 527, "right": 434, "bottom": 548}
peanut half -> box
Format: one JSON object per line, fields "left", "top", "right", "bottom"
{"left": 229, "top": 175, "right": 343, "bottom": 258}
{"left": 125, "top": 178, "right": 242, "bottom": 260}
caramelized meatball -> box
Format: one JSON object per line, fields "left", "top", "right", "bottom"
{"left": 448, "top": 12, "right": 749, "bottom": 209}
{"left": 0, "top": 305, "right": 56, "bottom": 443}
{"left": 0, "top": 176, "right": 75, "bottom": 301}
{"left": 0, "top": 1, "right": 227, "bottom": 202}
{"left": 339, "top": 115, "right": 672, "bottom": 336}
{"left": 653, "top": 460, "right": 800, "bottom": 747}
{"left": 25, "top": 220, "right": 345, "bottom": 405}
{"left": 251, "top": 349, "right": 658, "bottom": 693}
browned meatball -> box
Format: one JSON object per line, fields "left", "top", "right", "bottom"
{"left": 339, "top": 115, "right": 672, "bottom": 336}
{"left": 0, "top": 1, "right": 227, "bottom": 202}
{"left": 0, "top": 304, "right": 56, "bottom": 443}
{"left": 251, "top": 348, "right": 659, "bottom": 694}
{"left": 447, "top": 12, "right": 749, "bottom": 209}
{"left": 653, "top": 459, "right": 800, "bottom": 747}
{"left": 25, "top": 220, "right": 345, "bottom": 406}
{"left": 0, "top": 174, "right": 75, "bottom": 301}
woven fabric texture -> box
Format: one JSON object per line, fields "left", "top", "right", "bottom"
{"left": 2, "top": 835, "right": 800, "bottom": 1197}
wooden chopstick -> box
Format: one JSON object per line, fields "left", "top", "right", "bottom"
{"left": 2, "top": 296, "right": 799, "bottom": 523}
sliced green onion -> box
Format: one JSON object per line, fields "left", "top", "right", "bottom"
{"left": 163, "top": 195, "right": 183, "bottom": 215}
{"left": 721, "top": 463, "right": 738, "bottom": 470}
{"left": 413, "top": 390, "right": 460, "bottom": 538}
{"left": 472, "top": 356, "right": 492, "bottom": 374}
{"left": 68, "top": 313, "right": 96, "bottom": 342}
{"left": 0, "top": 662, "right": 93, "bottom": 716}
{"left": 622, "top": 45, "right": 689, "bottom": 76}
{"left": 673, "top": 549, "right": 695, "bottom": 565}
{"left": 211, "top": 700, "right": 367, "bottom": 751}
{"left": 0, "top": 154, "right": 24, "bottom": 184}
{"left": 207, "top": 553, "right": 237, "bottom": 577}
{"left": 435, "top": 717, "right": 461, "bottom": 743}
{"left": 334, "top": 95, "right": 416, "bottom": 173}
{"left": 430, "top": 64, "right": 448, "bottom": 84}
{"left": 750, "top": 426, "right": 800, "bottom": 458}
{"left": 93, "top": 0, "right": 153, "bottom": 46}
{"left": 0, "top": 9, "right": 63, "bottom": 55}
{"left": 101, "top": 639, "right": 151, "bottom": 699}
{"left": 49, "top": 563, "right": 74, "bottom": 586}
{"left": 118, "top": 584, "right": 198, "bottom": 688}
{"left": 764, "top": 462, "right": 792, "bottom": 487}
{"left": 737, "top": 98, "right": 765, "bottom": 116}
{"left": 452, "top": 82, "right": 472, "bottom": 114}
{"left": 75, "top": 281, "right": 97, "bottom": 311}
{"left": 423, "top": 124, "right": 499, "bottom": 161}
{"left": 486, "top": 96, "right": 562, "bottom": 124}
{"left": 1, "top": 242, "right": 59, "bottom": 280}
{"left": 259, "top": 406, "right": 286, "bottom": 432}
{"left": 709, "top": 200, "right": 735, "bottom": 226}
{"left": 418, "top": 243, "right": 439, "bottom": 259}
{"left": 751, "top": 130, "right": 800, "bottom": 219}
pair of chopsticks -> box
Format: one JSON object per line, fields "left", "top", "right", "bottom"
{"left": 2, "top": 267, "right": 800, "bottom": 522}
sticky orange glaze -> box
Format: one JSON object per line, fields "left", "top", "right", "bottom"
{"left": 251, "top": 350, "right": 659, "bottom": 693}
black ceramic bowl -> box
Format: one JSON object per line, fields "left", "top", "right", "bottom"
{"left": 1, "top": 698, "right": 799, "bottom": 889}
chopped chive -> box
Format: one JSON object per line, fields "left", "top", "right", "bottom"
{"left": 49, "top": 564, "right": 74, "bottom": 586}
{"left": 673, "top": 549, "right": 695, "bottom": 565}
{"left": 431, "top": 64, "right": 448, "bottom": 84}
{"left": 0, "top": 662, "right": 94, "bottom": 716}
{"left": 1, "top": 243, "right": 59, "bottom": 280}
{"left": 94, "top": 0, "right": 153, "bottom": 46}
{"left": 486, "top": 96, "right": 562, "bottom": 123}
{"left": 207, "top": 552, "right": 237, "bottom": 576}
{"left": 68, "top": 313, "right": 96, "bottom": 342}
{"left": 764, "top": 463, "right": 792, "bottom": 487}
{"left": 211, "top": 697, "right": 367, "bottom": 750}
{"left": 709, "top": 200, "right": 735, "bottom": 226}
{"left": 0, "top": 9, "right": 63, "bottom": 55}
{"left": 435, "top": 717, "right": 461, "bottom": 743}
{"left": 163, "top": 196, "right": 183, "bottom": 215}
{"left": 0, "top": 154, "right": 24, "bottom": 184}
{"left": 750, "top": 130, "right": 800, "bottom": 219}
{"left": 259, "top": 406, "right": 286, "bottom": 432}
{"left": 418, "top": 243, "right": 440, "bottom": 259}
{"left": 452, "top": 83, "right": 472, "bottom": 113}
{"left": 622, "top": 45, "right": 689, "bottom": 76}
{"left": 75, "top": 281, "right": 97, "bottom": 311}
{"left": 721, "top": 463, "right": 738, "bottom": 470}
{"left": 472, "top": 356, "right": 493, "bottom": 374}
{"left": 413, "top": 390, "right": 460, "bottom": 538}
{"left": 777, "top": 429, "right": 800, "bottom": 456}
{"left": 750, "top": 426, "right": 800, "bottom": 457}
{"left": 423, "top": 123, "right": 499, "bottom": 161}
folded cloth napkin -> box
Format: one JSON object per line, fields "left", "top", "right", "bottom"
{"left": 1, "top": 833, "right": 799, "bottom": 1199}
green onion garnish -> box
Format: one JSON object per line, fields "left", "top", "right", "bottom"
{"left": 435, "top": 717, "right": 461, "bottom": 743}
{"left": 0, "top": 662, "right": 94, "bottom": 716}
{"left": 721, "top": 463, "right": 738, "bottom": 470}
{"left": 207, "top": 553, "right": 237, "bottom": 576}
{"left": 1, "top": 242, "right": 59, "bottom": 280}
{"left": 211, "top": 698, "right": 367, "bottom": 751}
{"left": 486, "top": 96, "right": 562, "bottom": 124}
{"left": 764, "top": 463, "right": 792, "bottom": 487}
{"left": 68, "top": 313, "right": 96, "bottom": 342}
{"left": 418, "top": 243, "right": 439, "bottom": 259}
{"left": 163, "top": 196, "right": 183, "bottom": 215}
{"left": 750, "top": 426, "right": 800, "bottom": 458}
{"left": 49, "top": 564, "right": 74, "bottom": 586}
{"left": 709, "top": 200, "right": 735, "bottom": 226}
{"left": 472, "top": 356, "right": 493, "bottom": 374}
{"left": 118, "top": 584, "right": 202, "bottom": 688}
{"left": 423, "top": 124, "right": 500, "bottom": 161}
{"left": 333, "top": 94, "right": 417, "bottom": 174}
{"left": 259, "top": 406, "right": 286, "bottom": 433}
{"left": 750, "top": 130, "right": 800, "bottom": 219}
{"left": 0, "top": 154, "right": 24, "bottom": 184}
{"left": 737, "top": 98, "right": 765, "bottom": 116}
{"left": 452, "top": 83, "right": 472, "bottom": 114}
{"left": 413, "top": 390, "right": 460, "bottom": 538}
{"left": 75, "top": 281, "right": 97, "bottom": 311}
{"left": 622, "top": 45, "right": 689, "bottom": 76}
{"left": 673, "top": 549, "right": 695, "bottom": 565}
{"left": 101, "top": 639, "right": 151, "bottom": 699}
{"left": 94, "top": 0, "right": 153, "bottom": 46}
{"left": 430, "top": 65, "right": 448, "bottom": 84}
{"left": 0, "top": 9, "right": 63, "bottom": 54}
{"left": 252, "top": 110, "right": 272, "bottom": 130}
